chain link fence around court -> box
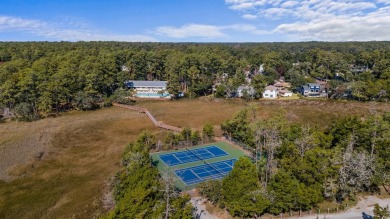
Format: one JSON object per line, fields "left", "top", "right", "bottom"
{"left": 222, "top": 134, "right": 268, "bottom": 162}
{"left": 222, "top": 134, "right": 253, "bottom": 151}
{"left": 154, "top": 139, "right": 215, "bottom": 152}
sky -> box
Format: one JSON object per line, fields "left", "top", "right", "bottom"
{"left": 0, "top": 0, "right": 390, "bottom": 42}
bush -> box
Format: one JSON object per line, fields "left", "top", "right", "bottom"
{"left": 74, "top": 91, "right": 101, "bottom": 111}
{"left": 13, "top": 102, "right": 39, "bottom": 121}
{"left": 110, "top": 88, "right": 135, "bottom": 105}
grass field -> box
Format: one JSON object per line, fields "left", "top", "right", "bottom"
{"left": 0, "top": 107, "right": 159, "bottom": 219}
{"left": 138, "top": 98, "right": 390, "bottom": 133}
{"left": 0, "top": 98, "right": 389, "bottom": 218}
{"left": 151, "top": 142, "right": 247, "bottom": 190}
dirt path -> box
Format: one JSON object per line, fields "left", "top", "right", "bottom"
{"left": 191, "top": 197, "right": 219, "bottom": 219}
{"left": 289, "top": 196, "right": 390, "bottom": 219}
{"left": 190, "top": 195, "right": 390, "bottom": 219}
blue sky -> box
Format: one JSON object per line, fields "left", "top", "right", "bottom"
{"left": 0, "top": 0, "right": 389, "bottom": 42}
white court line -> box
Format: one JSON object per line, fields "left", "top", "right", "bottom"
{"left": 202, "top": 148, "right": 215, "bottom": 157}
{"left": 172, "top": 153, "right": 183, "bottom": 164}
{"left": 211, "top": 146, "right": 231, "bottom": 156}
{"left": 190, "top": 169, "right": 201, "bottom": 181}
{"left": 224, "top": 159, "right": 235, "bottom": 168}
{"left": 196, "top": 167, "right": 214, "bottom": 176}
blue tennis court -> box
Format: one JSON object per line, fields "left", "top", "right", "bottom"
{"left": 159, "top": 146, "right": 229, "bottom": 166}
{"left": 174, "top": 159, "right": 237, "bottom": 185}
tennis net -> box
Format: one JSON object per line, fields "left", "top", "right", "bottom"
{"left": 186, "top": 148, "right": 204, "bottom": 161}
{"left": 204, "top": 160, "right": 225, "bottom": 176}
{"left": 187, "top": 148, "right": 226, "bottom": 177}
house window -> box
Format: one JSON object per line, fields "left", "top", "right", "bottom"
{"left": 270, "top": 95, "right": 273, "bottom": 97}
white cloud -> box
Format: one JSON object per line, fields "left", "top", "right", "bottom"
{"left": 275, "top": 8, "right": 390, "bottom": 41}
{"left": 242, "top": 14, "right": 258, "bottom": 19}
{"left": 376, "top": 0, "right": 390, "bottom": 4}
{"left": 0, "top": 15, "right": 156, "bottom": 42}
{"left": 263, "top": 7, "right": 296, "bottom": 19}
{"left": 281, "top": 1, "right": 299, "bottom": 8}
{"left": 155, "top": 24, "right": 226, "bottom": 39}
{"left": 225, "top": 0, "right": 270, "bottom": 10}
{"left": 155, "top": 23, "right": 269, "bottom": 39}
{"left": 225, "top": 0, "right": 390, "bottom": 41}
{"left": 230, "top": 2, "right": 255, "bottom": 10}
{"left": 0, "top": 16, "right": 46, "bottom": 31}
{"left": 224, "top": 24, "right": 270, "bottom": 35}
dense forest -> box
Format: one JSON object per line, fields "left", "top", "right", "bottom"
{"left": 0, "top": 41, "right": 390, "bottom": 120}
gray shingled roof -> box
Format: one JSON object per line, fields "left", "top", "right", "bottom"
{"left": 265, "top": 85, "right": 278, "bottom": 91}
{"left": 125, "top": 80, "right": 167, "bottom": 88}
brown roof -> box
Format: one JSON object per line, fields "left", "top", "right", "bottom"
{"left": 279, "top": 89, "right": 292, "bottom": 94}
{"left": 282, "top": 82, "right": 291, "bottom": 88}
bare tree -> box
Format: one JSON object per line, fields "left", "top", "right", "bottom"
{"left": 323, "top": 177, "right": 338, "bottom": 200}
{"left": 250, "top": 122, "right": 265, "bottom": 181}
{"left": 337, "top": 134, "right": 374, "bottom": 201}
{"left": 294, "top": 125, "right": 315, "bottom": 157}
{"left": 263, "top": 127, "right": 282, "bottom": 189}
{"left": 369, "top": 106, "right": 379, "bottom": 161}
{"left": 156, "top": 139, "right": 162, "bottom": 151}
{"left": 250, "top": 112, "right": 285, "bottom": 189}
{"left": 161, "top": 171, "right": 179, "bottom": 219}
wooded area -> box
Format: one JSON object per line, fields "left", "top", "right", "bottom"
{"left": 105, "top": 132, "right": 194, "bottom": 219}
{"left": 197, "top": 106, "right": 390, "bottom": 217}
{"left": 0, "top": 41, "right": 389, "bottom": 121}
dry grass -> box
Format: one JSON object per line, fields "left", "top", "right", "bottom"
{"left": 137, "top": 98, "right": 247, "bottom": 136}
{"left": 138, "top": 98, "right": 390, "bottom": 133}
{"left": 0, "top": 98, "right": 389, "bottom": 218}
{"left": 0, "top": 107, "right": 158, "bottom": 219}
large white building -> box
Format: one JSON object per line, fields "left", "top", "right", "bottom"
{"left": 125, "top": 81, "right": 170, "bottom": 98}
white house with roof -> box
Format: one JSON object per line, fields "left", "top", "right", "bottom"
{"left": 125, "top": 81, "right": 170, "bottom": 98}
{"left": 262, "top": 85, "right": 278, "bottom": 99}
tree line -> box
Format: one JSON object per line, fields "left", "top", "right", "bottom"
{"left": 198, "top": 105, "right": 390, "bottom": 217}
{"left": 0, "top": 41, "right": 389, "bottom": 120}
